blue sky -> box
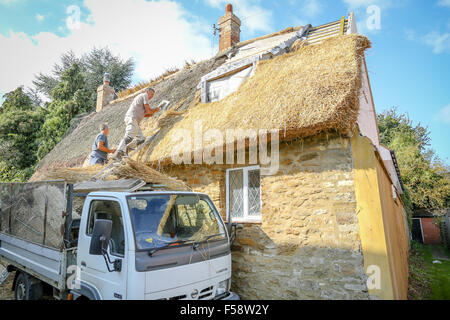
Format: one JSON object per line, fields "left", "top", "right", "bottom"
{"left": 0, "top": 0, "right": 449, "bottom": 161}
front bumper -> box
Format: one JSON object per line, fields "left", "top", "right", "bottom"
{"left": 216, "top": 291, "right": 240, "bottom": 300}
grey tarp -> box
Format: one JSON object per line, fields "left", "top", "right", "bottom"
{"left": 0, "top": 181, "right": 67, "bottom": 249}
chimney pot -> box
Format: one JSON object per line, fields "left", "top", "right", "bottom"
{"left": 226, "top": 4, "right": 233, "bottom": 13}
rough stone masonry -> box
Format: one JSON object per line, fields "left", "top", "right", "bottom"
{"left": 165, "top": 132, "right": 370, "bottom": 300}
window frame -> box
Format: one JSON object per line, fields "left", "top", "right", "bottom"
{"left": 85, "top": 198, "right": 126, "bottom": 258}
{"left": 226, "top": 166, "right": 262, "bottom": 224}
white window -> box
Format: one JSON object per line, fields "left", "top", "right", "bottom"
{"left": 226, "top": 166, "right": 261, "bottom": 223}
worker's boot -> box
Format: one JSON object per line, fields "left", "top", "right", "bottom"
{"left": 136, "top": 138, "right": 146, "bottom": 147}
{"left": 126, "top": 138, "right": 145, "bottom": 153}
{"left": 111, "top": 150, "right": 126, "bottom": 161}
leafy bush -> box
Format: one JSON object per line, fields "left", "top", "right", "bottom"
{"left": 378, "top": 107, "right": 450, "bottom": 211}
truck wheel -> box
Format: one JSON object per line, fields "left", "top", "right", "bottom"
{"left": 14, "top": 272, "right": 43, "bottom": 300}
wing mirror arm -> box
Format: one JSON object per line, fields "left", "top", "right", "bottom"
{"left": 101, "top": 246, "right": 122, "bottom": 273}
{"left": 227, "top": 222, "right": 237, "bottom": 246}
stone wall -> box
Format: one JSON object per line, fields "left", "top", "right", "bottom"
{"left": 164, "top": 133, "right": 369, "bottom": 300}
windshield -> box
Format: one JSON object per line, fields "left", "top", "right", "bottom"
{"left": 127, "top": 194, "right": 227, "bottom": 250}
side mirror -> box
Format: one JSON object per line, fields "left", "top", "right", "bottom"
{"left": 89, "top": 219, "right": 121, "bottom": 272}
{"left": 89, "top": 219, "right": 112, "bottom": 256}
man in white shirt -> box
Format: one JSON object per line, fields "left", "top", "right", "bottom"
{"left": 113, "top": 87, "right": 160, "bottom": 160}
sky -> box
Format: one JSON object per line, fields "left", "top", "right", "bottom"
{"left": 0, "top": 0, "right": 449, "bottom": 161}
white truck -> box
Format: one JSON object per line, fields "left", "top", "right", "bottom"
{"left": 0, "top": 179, "right": 238, "bottom": 300}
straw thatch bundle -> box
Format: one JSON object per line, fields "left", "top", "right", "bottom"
{"left": 141, "top": 34, "right": 371, "bottom": 164}
{"left": 157, "top": 110, "right": 186, "bottom": 128}
{"left": 37, "top": 159, "right": 189, "bottom": 191}
{"left": 290, "top": 38, "right": 307, "bottom": 52}
{"left": 36, "top": 165, "right": 105, "bottom": 183}
{"left": 109, "top": 159, "right": 189, "bottom": 191}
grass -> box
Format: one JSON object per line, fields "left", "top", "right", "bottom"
{"left": 408, "top": 241, "right": 450, "bottom": 300}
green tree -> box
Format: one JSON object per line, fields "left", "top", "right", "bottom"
{"left": 378, "top": 107, "right": 450, "bottom": 210}
{"left": 36, "top": 63, "right": 91, "bottom": 160}
{"left": 0, "top": 87, "right": 45, "bottom": 181}
{"left": 33, "top": 48, "right": 134, "bottom": 109}
{"left": 82, "top": 47, "right": 134, "bottom": 95}
{"left": 33, "top": 51, "right": 79, "bottom": 99}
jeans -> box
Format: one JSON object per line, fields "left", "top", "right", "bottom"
{"left": 117, "top": 116, "right": 145, "bottom": 153}
{"left": 89, "top": 156, "right": 107, "bottom": 166}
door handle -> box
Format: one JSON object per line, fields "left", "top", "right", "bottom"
{"left": 81, "top": 261, "right": 87, "bottom": 267}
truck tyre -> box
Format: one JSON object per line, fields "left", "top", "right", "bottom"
{"left": 14, "top": 272, "right": 43, "bottom": 300}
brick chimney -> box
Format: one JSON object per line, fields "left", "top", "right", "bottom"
{"left": 218, "top": 4, "right": 241, "bottom": 51}
{"left": 96, "top": 73, "right": 115, "bottom": 112}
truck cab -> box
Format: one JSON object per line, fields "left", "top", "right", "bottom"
{"left": 73, "top": 191, "right": 238, "bottom": 300}
{"left": 0, "top": 180, "right": 238, "bottom": 300}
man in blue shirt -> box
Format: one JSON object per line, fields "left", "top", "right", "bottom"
{"left": 89, "top": 123, "right": 116, "bottom": 165}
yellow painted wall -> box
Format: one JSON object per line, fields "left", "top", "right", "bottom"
{"left": 351, "top": 133, "right": 409, "bottom": 300}
{"left": 375, "top": 152, "right": 409, "bottom": 299}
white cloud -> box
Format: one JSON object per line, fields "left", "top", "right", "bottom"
{"left": 0, "top": 0, "right": 21, "bottom": 5}
{"left": 203, "top": 0, "right": 274, "bottom": 35}
{"left": 422, "top": 32, "right": 450, "bottom": 54}
{"left": 300, "top": 0, "right": 323, "bottom": 18}
{"left": 342, "top": 0, "right": 398, "bottom": 10}
{"left": 0, "top": 0, "right": 213, "bottom": 95}
{"left": 436, "top": 104, "right": 450, "bottom": 123}
{"left": 36, "top": 14, "right": 45, "bottom": 22}
{"left": 438, "top": 0, "right": 450, "bottom": 7}
{"left": 407, "top": 29, "right": 450, "bottom": 54}
{"left": 342, "top": 0, "right": 374, "bottom": 9}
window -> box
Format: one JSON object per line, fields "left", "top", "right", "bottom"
{"left": 226, "top": 166, "right": 261, "bottom": 223}
{"left": 127, "top": 194, "right": 226, "bottom": 250}
{"left": 87, "top": 200, "right": 125, "bottom": 256}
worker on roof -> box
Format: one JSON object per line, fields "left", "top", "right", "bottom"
{"left": 113, "top": 87, "right": 160, "bottom": 160}
{"left": 89, "top": 123, "right": 116, "bottom": 166}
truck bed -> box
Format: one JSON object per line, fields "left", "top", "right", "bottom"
{"left": 0, "top": 233, "right": 74, "bottom": 290}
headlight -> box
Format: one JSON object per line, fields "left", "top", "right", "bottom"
{"left": 216, "top": 279, "right": 230, "bottom": 296}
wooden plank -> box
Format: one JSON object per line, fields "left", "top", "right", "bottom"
{"left": 308, "top": 25, "right": 340, "bottom": 37}
{"left": 309, "top": 20, "right": 341, "bottom": 32}
{"left": 308, "top": 21, "right": 347, "bottom": 38}
{"left": 307, "top": 27, "right": 341, "bottom": 40}
{"left": 207, "top": 64, "right": 253, "bottom": 82}
{"left": 309, "top": 21, "right": 341, "bottom": 33}
{"left": 339, "top": 16, "right": 346, "bottom": 35}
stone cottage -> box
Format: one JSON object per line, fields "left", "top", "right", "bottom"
{"left": 32, "top": 8, "right": 409, "bottom": 300}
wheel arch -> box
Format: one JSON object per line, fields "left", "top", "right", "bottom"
{"left": 71, "top": 281, "right": 101, "bottom": 300}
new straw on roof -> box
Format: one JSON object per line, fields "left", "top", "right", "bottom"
{"left": 35, "top": 165, "right": 105, "bottom": 183}
{"left": 109, "top": 159, "right": 189, "bottom": 191}
{"left": 141, "top": 34, "right": 371, "bottom": 164}
{"left": 37, "top": 160, "right": 189, "bottom": 191}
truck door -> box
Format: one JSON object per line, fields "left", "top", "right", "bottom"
{"left": 78, "top": 198, "right": 128, "bottom": 300}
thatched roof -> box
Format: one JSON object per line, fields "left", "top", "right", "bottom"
{"left": 31, "top": 25, "right": 370, "bottom": 182}
{"left": 138, "top": 34, "right": 371, "bottom": 165}
{"left": 31, "top": 57, "right": 226, "bottom": 179}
